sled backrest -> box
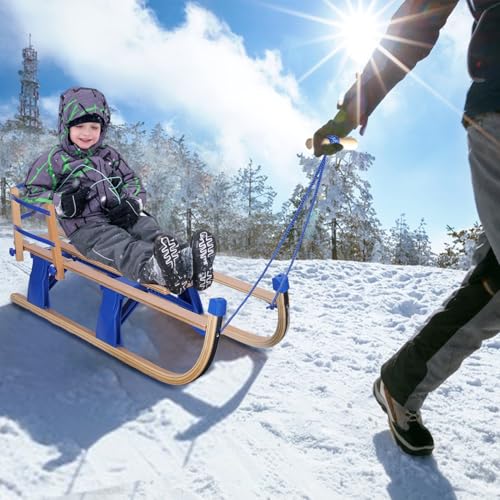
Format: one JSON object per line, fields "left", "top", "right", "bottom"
{"left": 10, "top": 186, "right": 65, "bottom": 281}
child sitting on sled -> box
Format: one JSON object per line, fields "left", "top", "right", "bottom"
{"left": 23, "top": 86, "right": 216, "bottom": 294}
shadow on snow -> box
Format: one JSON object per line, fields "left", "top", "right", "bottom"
{"left": 0, "top": 273, "right": 267, "bottom": 471}
{"left": 373, "top": 431, "right": 457, "bottom": 499}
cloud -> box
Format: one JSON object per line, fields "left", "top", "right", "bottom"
{"left": 0, "top": 99, "right": 17, "bottom": 123}
{"left": 2, "top": 0, "right": 316, "bottom": 199}
{"left": 39, "top": 94, "right": 59, "bottom": 128}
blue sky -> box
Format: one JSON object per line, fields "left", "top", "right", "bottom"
{"left": 0, "top": 0, "right": 477, "bottom": 252}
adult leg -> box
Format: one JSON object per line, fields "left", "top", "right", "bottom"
{"left": 381, "top": 237, "right": 500, "bottom": 411}
{"left": 381, "top": 112, "right": 500, "bottom": 411}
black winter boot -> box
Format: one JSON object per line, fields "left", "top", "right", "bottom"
{"left": 139, "top": 254, "right": 165, "bottom": 286}
{"left": 191, "top": 229, "right": 216, "bottom": 290}
{"left": 373, "top": 377, "right": 434, "bottom": 456}
{"left": 151, "top": 234, "right": 193, "bottom": 294}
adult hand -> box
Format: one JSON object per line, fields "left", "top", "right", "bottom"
{"left": 107, "top": 197, "right": 141, "bottom": 229}
{"left": 59, "top": 185, "right": 90, "bottom": 218}
{"left": 312, "top": 108, "right": 356, "bottom": 157}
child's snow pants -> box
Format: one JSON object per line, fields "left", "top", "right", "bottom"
{"left": 69, "top": 215, "right": 163, "bottom": 282}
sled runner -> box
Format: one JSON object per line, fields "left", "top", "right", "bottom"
{"left": 8, "top": 187, "right": 290, "bottom": 385}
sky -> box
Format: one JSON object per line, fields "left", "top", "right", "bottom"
{"left": 1, "top": 224, "right": 499, "bottom": 498}
{"left": 0, "top": 0, "right": 478, "bottom": 252}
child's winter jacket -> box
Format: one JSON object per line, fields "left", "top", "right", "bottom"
{"left": 24, "top": 87, "right": 146, "bottom": 236}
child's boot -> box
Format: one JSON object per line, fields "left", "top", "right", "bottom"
{"left": 141, "top": 234, "right": 193, "bottom": 294}
{"left": 191, "top": 229, "right": 216, "bottom": 290}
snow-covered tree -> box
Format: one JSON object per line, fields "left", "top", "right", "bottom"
{"left": 233, "top": 159, "right": 277, "bottom": 257}
{"left": 413, "top": 218, "right": 435, "bottom": 266}
{"left": 437, "top": 223, "right": 482, "bottom": 270}
{"left": 297, "top": 150, "right": 383, "bottom": 261}
{"left": 388, "top": 215, "right": 434, "bottom": 265}
{"left": 106, "top": 121, "right": 147, "bottom": 176}
{"left": 140, "top": 127, "right": 182, "bottom": 231}
{"left": 199, "top": 172, "right": 240, "bottom": 254}
{"left": 277, "top": 184, "right": 328, "bottom": 260}
{"left": 0, "top": 121, "right": 56, "bottom": 185}
{"left": 370, "top": 234, "right": 391, "bottom": 264}
{"left": 389, "top": 214, "right": 417, "bottom": 265}
{"left": 172, "top": 138, "right": 211, "bottom": 240}
{"left": 138, "top": 129, "right": 212, "bottom": 240}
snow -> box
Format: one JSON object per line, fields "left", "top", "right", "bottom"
{"left": 0, "top": 222, "right": 499, "bottom": 499}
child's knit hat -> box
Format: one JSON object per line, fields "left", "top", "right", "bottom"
{"left": 68, "top": 113, "right": 104, "bottom": 128}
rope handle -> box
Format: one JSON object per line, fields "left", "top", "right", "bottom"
{"left": 305, "top": 135, "right": 358, "bottom": 151}
{"left": 221, "top": 135, "right": 341, "bottom": 330}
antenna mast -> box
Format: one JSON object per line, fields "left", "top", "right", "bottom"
{"left": 17, "top": 34, "right": 41, "bottom": 129}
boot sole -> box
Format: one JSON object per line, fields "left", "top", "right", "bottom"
{"left": 192, "top": 230, "right": 216, "bottom": 291}
{"left": 154, "top": 234, "right": 190, "bottom": 295}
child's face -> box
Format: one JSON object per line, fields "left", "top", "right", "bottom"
{"left": 69, "top": 122, "right": 101, "bottom": 150}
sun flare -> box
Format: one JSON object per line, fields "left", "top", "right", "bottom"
{"left": 263, "top": 0, "right": 462, "bottom": 125}
{"left": 263, "top": 1, "right": 388, "bottom": 80}
{"left": 337, "top": 8, "right": 382, "bottom": 66}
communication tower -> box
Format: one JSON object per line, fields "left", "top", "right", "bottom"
{"left": 17, "top": 34, "right": 41, "bottom": 129}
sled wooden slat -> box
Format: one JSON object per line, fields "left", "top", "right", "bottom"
{"left": 212, "top": 272, "right": 274, "bottom": 303}
{"left": 10, "top": 187, "right": 24, "bottom": 261}
{"left": 10, "top": 292, "right": 220, "bottom": 385}
{"left": 46, "top": 204, "right": 65, "bottom": 281}
{"left": 51, "top": 235, "right": 275, "bottom": 303}
{"left": 222, "top": 291, "right": 288, "bottom": 348}
{"left": 22, "top": 241, "right": 207, "bottom": 329}
{"left": 43, "top": 236, "right": 289, "bottom": 348}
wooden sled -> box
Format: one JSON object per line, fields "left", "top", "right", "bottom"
{"left": 8, "top": 187, "right": 290, "bottom": 385}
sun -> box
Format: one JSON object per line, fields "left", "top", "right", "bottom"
{"left": 262, "top": 1, "right": 388, "bottom": 80}
{"left": 263, "top": 0, "right": 462, "bottom": 123}
{"left": 337, "top": 7, "right": 383, "bottom": 66}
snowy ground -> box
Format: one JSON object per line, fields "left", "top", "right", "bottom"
{"left": 0, "top": 221, "right": 499, "bottom": 499}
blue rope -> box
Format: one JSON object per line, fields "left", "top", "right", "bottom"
{"left": 221, "top": 144, "right": 331, "bottom": 331}
{"left": 268, "top": 154, "right": 326, "bottom": 308}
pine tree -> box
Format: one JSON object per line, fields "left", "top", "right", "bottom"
{"left": 201, "top": 172, "right": 239, "bottom": 254}
{"left": 389, "top": 214, "right": 416, "bottom": 265}
{"left": 139, "top": 131, "right": 211, "bottom": 240}
{"left": 413, "top": 218, "right": 434, "bottom": 266}
{"left": 106, "top": 121, "right": 147, "bottom": 176}
{"left": 437, "top": 223, "right": 482, "bottom": 269}
{"left": 175, "top": 141, "right": 208, "bottom": 240}
{"left": 0, "top": 121, "right": 56, "bottom": 186}
{"left": 233, "top": 159, "right": 277, "bottom": 257}
{"left": 113, "top": 123, "right": 179, "bottom": 232}
{"left": 277, "top": 185, "right": 328, "bottom": 260}
{"left": 298, "top": 150, "right": 383, "bottom": 261}
{"left": 370, "top": 234, "right": 391, "bottom": 264}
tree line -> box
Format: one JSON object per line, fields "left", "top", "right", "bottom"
{"left": 0, "top": 119, "right": 480, "bottom": 269}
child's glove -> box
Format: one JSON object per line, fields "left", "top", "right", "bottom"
{"left": 58, "top": 185, "right": 90, "bottom": 218}
{"left": 107, "top": 197, "right": 141, "bottom": 229}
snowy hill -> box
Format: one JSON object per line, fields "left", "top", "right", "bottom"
{"left": 0, "top": 230, "right": 499, "bottom": 499}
